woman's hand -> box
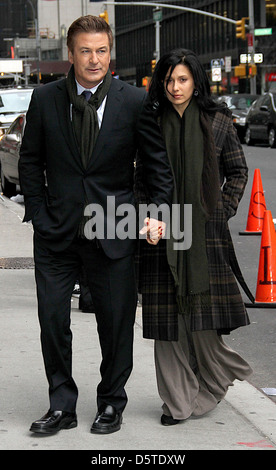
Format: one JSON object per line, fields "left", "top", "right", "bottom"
{"left": 139, "top": 217, "right": 166, "bottom": 245}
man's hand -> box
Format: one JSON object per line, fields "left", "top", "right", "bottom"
{"left": 139, "top": 217, "right": 166, "bottom": 245}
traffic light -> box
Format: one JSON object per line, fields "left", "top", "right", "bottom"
{"left": 234, "top": 64, "right": 257, "bottom": 78}
{"left": 99, "top": 10, "right": 109, "bottom": 24}
{"left": 151, "top": 59, "right": 156, "bottom": 74}
{"left": 236, "top": 18, "right": 247, "bottom": 40}
{"left": 234, "top": 64, "right": 246, "bottom": 78}
{"left": 248, "top": 64, "right": 257, "bottom": 77}
{"left": 142, "top": 76, "right": 151, "bottom": 90}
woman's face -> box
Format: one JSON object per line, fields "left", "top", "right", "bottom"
{"left": 164, "top": 64, "right": 195, "bottom": 116}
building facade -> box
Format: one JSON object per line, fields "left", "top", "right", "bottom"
{"left": 114, "top": 0, "right": 276, "bottom": 93}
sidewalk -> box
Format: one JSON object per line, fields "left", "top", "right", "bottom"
{"left": 0, "top": 194, "right": 275, "bottom": 451}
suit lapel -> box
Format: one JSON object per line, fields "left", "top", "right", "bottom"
{"left": 54, "top": 80, "right": 82, "bottom": 167}
{"left": 87, "top": 79, "right": 124, "bottom": 169}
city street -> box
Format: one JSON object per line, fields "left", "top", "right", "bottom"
{"left": 228, "top": 143, "right": 276, "bottom": 400}
{"left": 0, "top": 141, "right": 275, "bottom": 455}
{"left": 0, "top": 0, "right": 275, "bottom": 460}
{"left": 2, "top": 142, "right": 274, "bottom": 401}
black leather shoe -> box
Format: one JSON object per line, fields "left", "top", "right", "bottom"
{"left": 30, "top": 410, "right": 77, "bottom": 434}
{"left": 161, "top": 414, "right": 180, "bottom": 426}
{"left": 90, "top": 405, "right": 122, "bottom": 434}
{"left": 79, "top": 296, "right": 95, "bottom": 313}
{"left": 81, "top": 303, "right": 95, "bottom": 313}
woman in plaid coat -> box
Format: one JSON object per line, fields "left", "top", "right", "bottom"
{"left": 135, "top": 49, "right": 253, "bottom": 426}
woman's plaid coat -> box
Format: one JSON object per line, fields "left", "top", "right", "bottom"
{"left": 134, "top": 106, "right": 252, "bottom": 341}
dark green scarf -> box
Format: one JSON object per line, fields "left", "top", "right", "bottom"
{"left": 66, "top": 65, "right": 112, "bottom": 168}
{"left": 66, "top": 65, "right": 112, "bottom": 238}
{"left": 160, "top": 97, "right": 219, "bottom": 313}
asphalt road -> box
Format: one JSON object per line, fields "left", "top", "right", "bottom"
{"left": 227, "top": 142, "right": 276, "bottom": 401}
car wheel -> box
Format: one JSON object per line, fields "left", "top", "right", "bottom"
{"left": 268, "top": 128, "right": 276, "bottom": 148}
{"left": 245, "top": 127, "right": 254, "bottom": 146}
{"left": 0, "top": 167, "right": 17, "bottom": 198}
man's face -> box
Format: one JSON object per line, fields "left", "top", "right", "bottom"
{"left": 68, "top": 31, "right": 111, "bottom": 88}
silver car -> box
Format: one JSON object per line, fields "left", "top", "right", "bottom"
{"left": 0, "top": 87, "right": 33, "bottom": 138}
{"left": 0, "top": 113, "right": 25, "bottom": 197}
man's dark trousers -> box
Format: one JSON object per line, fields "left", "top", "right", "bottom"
{"left": 34, "top": 233, "right": 137, "bottom": 414}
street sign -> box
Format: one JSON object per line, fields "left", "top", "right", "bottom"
{"left": 153, "top": 8, "right": 162, "bottom": 21}
{"left": 225, "top": 56, "right": 231, "bottom": 73}
{"left": 212, "top": 67, "right": 221, "bottom": 82}
{"left": 0, "top": 59, "right": 23, "bottom": 73}
{"left": 247, "top": 33, "right": 253, "bottom": 47}
{"left": 211, "top": 58, "right": 223, "bottom": 67}
{"left": 254, "top": 28, "right": 272, "bottom": 36}
{"left": 240, "top": 53, "right": 263, "bottom": 64}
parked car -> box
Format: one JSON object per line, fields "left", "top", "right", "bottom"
{"left": 0, "top": 87, "right": 33, "bottom": 138}
{"left": 216, "top": 93, "right": 260, "bottom": 141}
{"left": 0, "top": 113, "right": 25, "bottom": 197}
{"left": 245, "top": 92, "right": 276, "bottom": 148}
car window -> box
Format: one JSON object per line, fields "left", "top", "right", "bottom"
{"left": 236, "top": 98, "right": 248, "bottom": 109}
{"left": 222, "top": 95, "right": 258, "bottom": 110}
{"left": 255, "top": 96, "right": 266, "bottom": 108}
{"left": 249, "top": 100, "right": 258, "bottom": 110}
{"left": 0, "top": 91, "right": 32, "bottom": 114}
{"left": 262, "top": 95, "right": 271, "bottom": 108}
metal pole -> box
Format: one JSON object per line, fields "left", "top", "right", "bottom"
{"left": 153, "top": 7, "right": 161, "bottom": 61}
{"left": 103, "top": 2, "right": 237, "bottom": 25}
{"left": 155, "top": 20, "right": 160, "bottom": 61}
{"left": 57, "top": 0, "right": 61, "bottom": 39}
{"left": 248, "top": 0, "right": 256, "bottom": 94}
{"left": 27, "top": 0, "right": 40, "bottom": 84}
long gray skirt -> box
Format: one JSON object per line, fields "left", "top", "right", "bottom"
{"left": 154, "top": 314, "right": 253, "bottom": 420}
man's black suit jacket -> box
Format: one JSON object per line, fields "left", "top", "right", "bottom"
{"left": 19, "top": 77, "right": 173, "bottom": 258}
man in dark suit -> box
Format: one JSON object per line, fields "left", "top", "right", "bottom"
{"left": 19, "top": 15, "right": 173, "bottom": 435}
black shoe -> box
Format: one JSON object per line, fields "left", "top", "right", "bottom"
{"left": 81, "top": 304, "right": 95, "bottom": 313}
{"left": 78, "top": 296, "right": 95, "bottom": 313}
{"left": 90, "top": 405, "right": 122, "bottom": 434}
{"left": 30, "top": 410, "right": 77, "bottom": 434}
{"left": 161, "top": 414, "right": 180, "bottom": 426}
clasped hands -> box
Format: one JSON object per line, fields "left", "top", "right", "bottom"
{"left": 139, "top": 217, "right": 166, "bottom": 245}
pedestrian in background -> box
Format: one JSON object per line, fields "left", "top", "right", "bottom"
{"left": 135, "top": 48, "right": 253, "bottom": 426}
{"left": 19, "top": 15, "right": 172, "bottom": 435}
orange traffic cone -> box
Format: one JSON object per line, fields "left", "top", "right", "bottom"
{"left": 245, "top": 210, "right": 276, "bottom": 308}
{"left": 239, "top": 168, "right": 266, "bottom": 235}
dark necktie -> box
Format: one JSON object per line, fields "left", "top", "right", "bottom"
{"left": 78, "top": 89, "right": 92, "bottom": 239}
{"left": 82, "top": 90, "right": 92, "bottom": 101}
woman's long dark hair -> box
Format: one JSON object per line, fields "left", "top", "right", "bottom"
{"left": 148, "top": 48, "right": 223, "bottom": 115}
